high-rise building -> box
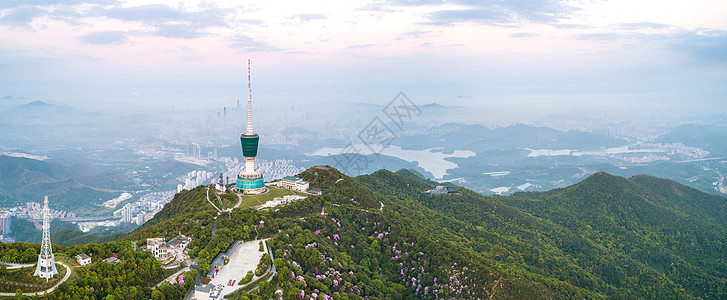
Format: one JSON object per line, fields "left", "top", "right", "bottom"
{"left": 122, "top": 204, "right": 133, "bottom": 223}
{"left": 0, "top": 211, "right": 11, "bottom": 235}
{"left": 34, "top": 196, "right": 58, "bottom": 281}
{"left": 236, "top": 60, "right": 266, "bottom": 194}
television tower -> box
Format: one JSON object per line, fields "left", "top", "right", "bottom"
{"left": 235, "top": 59, "right": 265, "bottom": 194}
{"left": 34, "top": 196, "right": 58, "bottom": 281}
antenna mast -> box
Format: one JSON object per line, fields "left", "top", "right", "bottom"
{"left": 246, "top": 59, "right": 254, "bottom": 135}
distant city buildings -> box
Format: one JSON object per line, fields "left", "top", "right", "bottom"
{"left": 0, "top": 211, "right": 11, "bottom": 236}
{"left": 135, "top": 212, "right": 156, "bottom": 226}
{"left": 122, "top": 203, "right": 133, "bottom": 223}
{"left": 16, "top": 202, "right": 76, "bottom": 220}
{"left": 186, "top": 142, "right": 201, "bottom": 157}
{"left": 179, "top": 170, "right": 214, "bottom": 191}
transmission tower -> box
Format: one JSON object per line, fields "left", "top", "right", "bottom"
{"left": 33, "top": 196, "right": 58, "bottom": 281}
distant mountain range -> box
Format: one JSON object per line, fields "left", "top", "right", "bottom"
{"left": 0, "top": 155, "right": 132, "bottom": 213}
{"left": 657, "top": 124, "right": 727, "bottom": 156}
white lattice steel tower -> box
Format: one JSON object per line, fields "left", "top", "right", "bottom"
{"left": 34, "top": 195, "right": 58, "bottom": 281}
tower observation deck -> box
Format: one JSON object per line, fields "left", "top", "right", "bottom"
{"left": 235, "top": 60, "right": 266, "bottom": 194}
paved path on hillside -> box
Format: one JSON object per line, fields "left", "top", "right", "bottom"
{"left": 0, "top": 262, "right": 71, "bottom": 297}
{"left": 234, "top": 193, "right": 244, "bottom": 208}
{"left": 206, "top": 187, "right": 222, "bottom": 212}
{"left": 0, "top": 262, "right": 34, "bottom": 270}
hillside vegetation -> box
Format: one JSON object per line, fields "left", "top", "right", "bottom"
{"left": 3, "top": 166, "right": 727, "bottom": 299}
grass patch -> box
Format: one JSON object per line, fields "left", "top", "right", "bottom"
{"left": 219, "top": 192, "right": 238, "bottom": 210}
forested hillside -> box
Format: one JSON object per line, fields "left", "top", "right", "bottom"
{"left": 3, "top": 166, "right": 726, "bottom": 299}
{"left": 0, "top": 155, "right": 124, "bottom": 212}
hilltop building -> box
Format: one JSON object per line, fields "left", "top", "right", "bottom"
{"left": 235, "top": 60, "right": 266, "bottom": 194}
{"left": 34, "top": 196, "right": 58, "bottom": 281}
{"left": 146, "top": 237, "right": 171, "bottom": 259}
{"left": 75, "top": 253, "right": 92, "bottom": 266}
{"left": 424, "top": 186, "right": 459, "bottom": 195}
{"left": 276, "top": 176, "right": 309, "bottom": 192}
{"left": 104, "top": 256, "right": 122, "bottom": 264}
{"left": 144, "top": 235, "right": 191, "bottom": 264}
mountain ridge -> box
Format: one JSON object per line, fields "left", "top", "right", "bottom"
{"left": 4, "top": 166, "right": 727, "bottom": 299}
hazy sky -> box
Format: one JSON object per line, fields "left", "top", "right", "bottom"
{"left": 1, "top": 0, "right": 726, "bottom": 112}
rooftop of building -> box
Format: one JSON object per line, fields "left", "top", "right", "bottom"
{"left": 104, "top": 257, "right": 122, "bottom": 264}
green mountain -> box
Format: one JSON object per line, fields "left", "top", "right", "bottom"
{"left": 0, "top": 155, "right": 130, "bottom": 214}
{"left": 4, "top": 166, "right": 727, "bottom": 299}
{"left": 507, "top": 172, "right": 727, "bottom": 297}
{"left": 124, "top": 167, "right": 727, "bottom": 298}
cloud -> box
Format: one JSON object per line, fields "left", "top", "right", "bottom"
{"left": 424, "top": 8, "right": 513, "bottom": 26}
{"left": 87, "top": 4, "right": 232, "bottom": 38}
{"left": 347, "top": 44, "right": 375, "bottom": 49}
{"left": 669, "top": 29, "right": 727, "bottom": 62}
{"left": 154, "top": 23, "right": 207, "bottom": 39}
{"left": 0, "top": 0, "right": 118, "bottom": 9}
{"left": 0, "top": 2, "right": 235, "bottom": 39}
{"left": 613, "top": 22, "right": 670, "bottom": 31}
{"left": 290, "top": 13, "right": 326, "bottom": 23}
{"left": 510, "top": 32, "right": 538, "bottom": 38}
{"left": 79, "top": 31, "right": 128, "bottom": 45}
{"left": 229, "top": 35, "right": 280, "bottom": 52}
{"left": 552, "top": 23, "right": 592, "bottom": 29}
{"left": 571, "top": 28, "right": 727, "bottom": 63}
{"left": 0, "top": 7, "right": 46, "bottom": 27}
{"left": 573, "top": 32, "right": 623, "bottom": 41}
{"left": 390, "top": 0, "right": 576, "bottom": 26}
{"left": 396, "top": 30, "right": 431, "bottom": 40}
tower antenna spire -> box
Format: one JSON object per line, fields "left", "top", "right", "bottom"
{"left": 246, "top": 59, "right": 254, "bottom": 135}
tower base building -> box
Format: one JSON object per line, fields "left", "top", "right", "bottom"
{"left": 236, "top": 172, "right": 265, "bottom": 194}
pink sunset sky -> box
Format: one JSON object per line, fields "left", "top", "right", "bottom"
{"left": 1, "top": 0, "right": 726, "bottom": 112}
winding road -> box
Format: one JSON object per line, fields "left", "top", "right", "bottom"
{"left": 0, "top": 262, "right": 72, "bottom": 297}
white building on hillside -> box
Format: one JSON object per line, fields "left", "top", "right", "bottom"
{"left": 276, "top": 176, "right": 309, "bottom": 192}
{"left": 75, "top": 253, "right": 92, "bottom": 266}
{"left": 147, "top": 238, "right": 171, "bottom": 259}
